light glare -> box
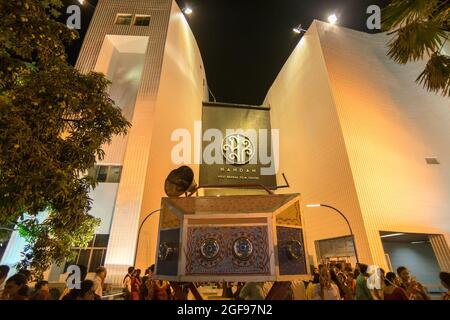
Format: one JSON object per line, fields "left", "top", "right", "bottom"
{"left": 328, "top": 14, "right": 338, "bottom": 25}
{"left": 184, "top": 7, "right": 193, "bottom": 15}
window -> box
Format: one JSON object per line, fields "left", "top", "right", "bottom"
{"left": 64, "top": 234, "right": 109, "bottom": 273}
{"left": 134, "top": 15, "right": 151, "bottom": 26}
{"left": 115, "top": 14, "right": 132, "bottom": 25}
{"left": 88, "top": 165, "right": 123, "bottom": 183}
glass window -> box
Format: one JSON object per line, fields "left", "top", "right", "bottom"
{"left": 77, "top": 249, "right": 91, "bottom": 269}
{"left": 96, "top": 166, "right": 108, "bottom": 182}
{"left": 94, "top": 234, "right": 109, "bottom": 248}
{"left": 89, "top": 249, "right": 105, "bottom": 273}
{"left": 115, "top": 14, "right": 132, "bottom": 25}
{"left": 134, "top": 15, "right": 151, "bottom": 26}
{"left": 107, "top": 166, "right": 122, "bottom": 183}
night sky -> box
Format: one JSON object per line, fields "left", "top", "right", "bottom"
{"left": 63, "top": 0, "right": 391, "bottom": 105}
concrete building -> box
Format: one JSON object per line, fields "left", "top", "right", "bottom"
{"left": 265, "top": 20, "right": 450, "bottom": 290}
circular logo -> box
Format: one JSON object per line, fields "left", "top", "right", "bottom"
{"left": 233, "top": 237, "right": 254, "bottom": 260}
{"left": 222, "top": 134, "right": 255, "bottom": 165}
{"left": 200, "top": 238, "right": 220, "bottom": 261}
{"left": 286, "top": 240, "right": 304, "bottom": 261}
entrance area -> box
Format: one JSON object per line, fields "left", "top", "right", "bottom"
{"left": 315, "top": 236, "right": 357, "bottom": 266}
{"left": 380, "top": 232, "right": 444, "bottom": 294}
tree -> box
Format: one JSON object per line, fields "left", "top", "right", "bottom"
{"left": 0, "top": 0, "right": 130, "bottom": 277}
{"left": 382, "top": 0, "right": 450, "bottom": 96}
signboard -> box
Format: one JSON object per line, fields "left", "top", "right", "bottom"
{"left": 199, "top": 102, "right": 277, "bottom": 189}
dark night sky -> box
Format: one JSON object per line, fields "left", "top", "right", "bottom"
{"left": 63, "top": 0, "right": 391, "bottom": 105}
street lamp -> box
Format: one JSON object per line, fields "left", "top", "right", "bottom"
{"left": 133, "top": 209, "right": 162, "bottom": 266}
{"left": 305, "top": 204, "right": 359, "bottom": 263}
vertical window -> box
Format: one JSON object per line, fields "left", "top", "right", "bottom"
{"left": 107, "top": 166, "right": 122, "bottom": 183}
{"left": 97, "top": 166, "right": 108, "bottom": 182}
{"left": 115, "top": 14, "right": 132, "bottom": 25}
{"left": 134, "top": 15, "right": 151, "bottom": 26}
{"left": 64, "top": 234, "right": 109, "bottom": 273}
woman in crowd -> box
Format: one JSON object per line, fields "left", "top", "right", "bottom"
{"left": 383, "top": 272, "right": 409, "bottom": 300}
{"left": 306, "top": 274, "right": 320, "bottom": 300}
{"left": 131, "top": 269, "right": 142, "bottom": 300}
{"left": 397, "top": 266, "right": 430, "bottom": 300}
{"left": 1, "top": 273, "right": 29, "bottom": 300}
{"left": 313, "top": 266, "right": 341, "bottom": 300}
{"left": 439, "top": 272, "right": 450, "bottom": 301}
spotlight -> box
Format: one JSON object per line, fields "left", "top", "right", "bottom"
{"left": 184, "top": 7, "right": 193, "bottom": 15}
{"left": 293, "top": 24, "right": 306, "bottom": 34}
{"left": 328, "top": 14, "right": 338, "bottom": 25}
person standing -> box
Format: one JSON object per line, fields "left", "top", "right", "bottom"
{"left": 31, "top": 280, "right": 50, "bottom": 300}
{"left": 355, "top": 263, "right": 373, "bottom": 300}
{"left": 439, "top": 272, "right": 450, "bottom": 300}
{"left": 93, "top": 266, "right": 107, "bottom": 299}
{"left": 315, "top": 267, "right": 341, "bottom": 300}
{"left": 122, "top": 266, "right": 134, "bottom": 300}
{"left": 0, "top": 265, "right": 10, "bottom": 295}
{"left": 131, "top": 269, "right": 142, "bottom": 300}
{"left": 239, "top": 282, "right": 266, "bottom": 300}
{"left": 383, "top": 272, "right": 409, "bottom": 300}
{"left": 397, "top": 266, "right": 430, "bottom": 300}
{"left": 1, "top": 273, "right": 29, "bottom": 300}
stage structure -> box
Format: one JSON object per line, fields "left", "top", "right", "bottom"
{"left": 154, "top": 191, "right": 309, "bottom": 283}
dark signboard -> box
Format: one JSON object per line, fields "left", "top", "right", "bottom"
{"left": 199, "top": 102, "right": 277, "bottom": 189}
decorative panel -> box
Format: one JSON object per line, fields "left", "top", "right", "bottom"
{"left": 185, "top": 226, "right": 270, "bottom": 275}
{"left": 276, "top": 227, "right": 307, "bottom": 275}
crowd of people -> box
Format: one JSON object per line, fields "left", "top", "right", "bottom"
{"left": 0, "top": 262, "right": 449, "bottom": 300}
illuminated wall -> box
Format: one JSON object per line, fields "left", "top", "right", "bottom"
{"left": 265, "top": 20, "right": 450, "bottom": 270}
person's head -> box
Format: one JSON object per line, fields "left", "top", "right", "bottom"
{"left": 313, "top": 267, "right": 319, "bottom": 275}
{"left": 77, "top": 280, "right": 95, "bottom": 300}
{"left": 96, "top": 266, "right": 107, "bottom": 280}
{"left": 346, "top": 272, "right": 354, "bottom": 281}
{"left": 337, "top": 272, "right": 347, "bottom": 284}
{"left": 439, "top": 272, "right": 450, "bottom": 290}
{"left": 4, "top": 273, "right": 28, "bottom": 298}
{"left": 397, "top": 266, "right": 409, "bottom": 282}
{"left": 358, "top": 263, "right": 369, "bottom": 275}
{"left": 128, "top": 266, "right": 135, "bottom": 275}
{"left": 0, "top": 265, "right": 10, "bottom": 283}
{"left": 35, "top": 280, "right": 49, "bottom": 292}
{"left": 149, "top": 264, "right": 155, "bottom": 275}
{"left": 312, "top": 274, "right": 320, "bottom": 284}
{"left": 134, "top": 269, "right": 141, "bottom": 277}
{"left": 18, "top": 269, "right": 32, "bottom": 283}
{"left": 385, "top": 272, "right": 399, "bottom": 286}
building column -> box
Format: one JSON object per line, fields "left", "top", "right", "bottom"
{"left": 429, "top": 234, "right": 450, "bottom": 272}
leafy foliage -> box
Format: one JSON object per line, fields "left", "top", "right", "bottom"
{"left": 0, "top": 0, "right": 130, "bottom": 278}
{"left": 382, "top": 0, "right": 450, "bottom": 96}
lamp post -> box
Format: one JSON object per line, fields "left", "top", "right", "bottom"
{"left": 305, "top": 204, "right": 360, "bottom": 264}
{"left": 133, "top": 209, "right": 161, "bottom": 266}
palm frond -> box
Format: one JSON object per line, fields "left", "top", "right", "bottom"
{"left": 387, "top": 19, "right": 447, "bottom": 64}
{"left": 382, "top": 0, "right": 441, "bottom": 30}
{"left": 416, "top": 52, "right": 450, "bottom": 96}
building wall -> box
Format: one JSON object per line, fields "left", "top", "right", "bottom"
{"left": 314, "top": 21, "right": 450, "bottom": 269}
{"left": 265, "top": 20, "right": 450, "bottom": 270}
{"left": 264, "top": 22, "right": 373, "bottom": 266}
{"left": 383, "top": 242, "right": 442, "bottom": 291}
{"left": 135, "top": 1, "right": 208, "bottom": 272}
{"left": 75, "top": 0, "right": 174, "bottom": 283}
